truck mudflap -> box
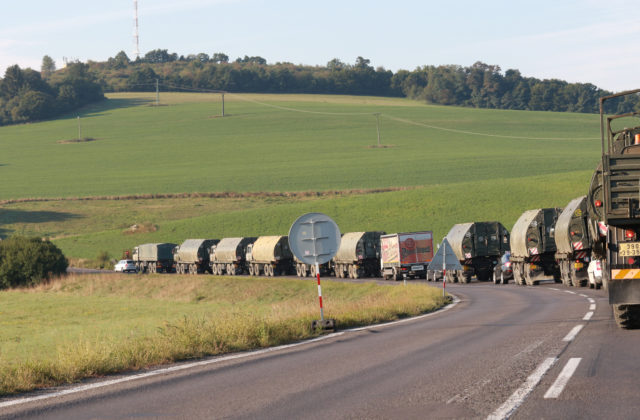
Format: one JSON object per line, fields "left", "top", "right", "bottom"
{"left": 608, "top": 270, "right": 640, "bottom": 304}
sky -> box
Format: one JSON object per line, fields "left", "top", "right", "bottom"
{"left": 1, "top": 0, "right": 638, "bottom": 92}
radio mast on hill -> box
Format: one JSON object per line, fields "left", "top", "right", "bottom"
{"left": 133, "top": 0, "right": 140, "bottom": 60}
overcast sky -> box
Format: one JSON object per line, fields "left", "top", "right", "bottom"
{"left": 1, "top": 0, "right": 638, "bottom": 92}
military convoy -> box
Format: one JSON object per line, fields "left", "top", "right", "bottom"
{"left": 333, "top": 231, "right": 385, "bottom": 279}
{"left": 174, "top": 239, "right": 219, "bottom": 274}
{"left": 554, "top": 197, "right": 594, "bottom": 287}
{"left": 246, "top": 236, "right": 293, "bottom": 277}
{"left": 209, "top": 237, "right": 256, "bottom": 275}
{"left": 444, "top": 222, "right": 509, "bottom": 283}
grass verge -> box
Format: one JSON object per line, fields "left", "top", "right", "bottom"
{"left": 0, "top": 273, "right": 448, "bottom": 396}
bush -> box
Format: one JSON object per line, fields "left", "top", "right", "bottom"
{"left": 0, "top": 236, "right": 68, "bottom": 289}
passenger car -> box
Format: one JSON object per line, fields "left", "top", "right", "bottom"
{"left": 114, "top": 259, "right": 138, "bottom": 273}
{"left": 493, "top": 251, "right": 513, "bottom": 284}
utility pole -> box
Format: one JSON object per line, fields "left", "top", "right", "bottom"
{"left": 155, "top": 78, "right": 159, "bottom": 106}
{"left": 221, "top": 92, "right": 225, "bottom": 117}
{"left": 374, "top": 113, "right": 381, "bottom": 147}
{"left": 77, "top": 116, "right": 81, "bottom": 140}
{"left": 133, "top": 0, "right": 140, "bottom": 60}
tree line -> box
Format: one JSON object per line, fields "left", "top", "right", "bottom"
{"left": 0, "top": 59, "right": 104, "bottom": 126}
{"left": 1, "top": 50, "right": 638, "bottom": 126}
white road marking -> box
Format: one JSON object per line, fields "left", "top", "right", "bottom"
{"left": 549, "top": 288, "right": 559, "bottom": 291}
{"left": 563, "top": 325, "right": 584, "bottom": 342}
{"left": 544, "top": 358, "right": 582, "bottom": 399}
{"left": 589, "top": 304, "right": 596, "bottom": 311}
{"left": 583, "top": 312, "right": 594, "bottom": 321}
{"left": 579, "top": 294, "right": 588, "bottom": 297}
{"left": 565, "top": 290, "right": 576, "bottom": 295}
{"left": 486, "top": 357, "right": 557, "bottom": 420}
{"left": 588, "top": 298, "right": 595, "bottom": 303}
{"left": 0, "top": 296, "right": 460, "bottom": 409}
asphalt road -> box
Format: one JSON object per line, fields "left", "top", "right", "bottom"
{"left": 1, "top": 281, "right": 638, "bottom": 419}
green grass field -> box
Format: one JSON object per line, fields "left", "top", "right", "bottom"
{"left": 0, "top": 274, "right": 447, "bottom": 395}
{"left": 0, "top": 92, "right": 600, "bottom": 260}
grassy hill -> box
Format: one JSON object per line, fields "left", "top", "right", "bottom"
{"left": 0, "top": 92, "right": 601, "bottom": 260}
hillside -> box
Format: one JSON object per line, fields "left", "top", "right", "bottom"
{"left": 0, "top": 92, "right": 601, "bottom": 260}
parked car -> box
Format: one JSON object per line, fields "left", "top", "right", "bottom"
{"left": 493, "top": 251, "right": 513, "bottom": 284}
{"left": 114, "top": 259, "right": 138, "bottom": 273}
{"left": 587, "top": 259, "right": 603, "bottom": 289}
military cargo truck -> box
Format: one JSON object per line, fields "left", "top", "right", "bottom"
{"left": 510, "top": 208, "right": 562, "bottom": 286}
{"left": 444, "top": 222, "right": 510, "bottom": 283}
{"left": 246, "top": 236, "right": 293, "bottom": 277}
{"left": 132, "top": 243, "right": 177, "bottom": 273}
{"left": 588, "top": 88, "right": 640, "bottom": 328}
{"left": 209, "top": 237, "right": 257, "bottom": 275}
{"left": 554, "top": 196, "right": 596, "bottom": 287}
{"left": 380, "top": 231, "right": 433, "bottom": 280}
{"left": 174, "top": 239, "right": 219, "bottom": 274}
{"left": 333, "top": 231, "right": 385, "bottom": 279}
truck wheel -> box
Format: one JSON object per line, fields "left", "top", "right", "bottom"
{"left": 560, "top": 261, "right": 572, "bottom": 287}
{"left": 523, "top": 263, "right": 535, "bottom": 286}
{"left": 353, "top": 267, "right": 362, "bottom": 279}
{"left": 249, "top": 264, "right": 255, "bottom": 276}
{"left": 512, "top": 263, "right": 524, "bottom": 286}
{"left": 613, "top": 304, "right": 640, "bottom": 329}
{"left": 457, "top": 271, "right": 469, "bottom": 284}
{"left": 569, "top": 266, "right": 583, "bottom": 287}
{"left": 310, "top": 264, "right": 317, "bottom": 277}
{"left": 445, "top": 270, "right": 457, "bottom": 284}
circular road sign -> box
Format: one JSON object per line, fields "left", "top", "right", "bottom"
{"left": 288, "top": 213, "right": 341, "bottom": 265}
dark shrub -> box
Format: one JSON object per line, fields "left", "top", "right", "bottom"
{"left": 0, "top": 236, "right": 68, "bottom": 289}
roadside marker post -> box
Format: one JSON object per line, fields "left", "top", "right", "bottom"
{"left": 289, "top": 213, "right": 341, "bottom": 331}
{"left": 428, "top": 239, "right": 462, "bottom": 298}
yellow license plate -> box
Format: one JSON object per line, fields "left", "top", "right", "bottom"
{"left": 619, "top": 242, "right": 640, "bottom": 257}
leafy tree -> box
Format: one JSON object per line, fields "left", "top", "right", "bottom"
{"left": 144, "top": 49, "right": 177, "bottom": 63}
{"left": 10, "top": 90, "right": 54, "bottom": 122}
{"left": 127, "top": 66, "right": 158, "bottom": 90}
{"left": 355, "top": 56, "right": 371, "bottom": 70}
{"left": 108, "top": 51, "right": 130, "bottom": 69}
{"left": 0, "top": 236, "right": 68, "bottom": 289}
{"left": 327, "top": 58, "right": 345, "bottom": 71}
{"left": 40, "top": 55, "right": 56, "bottom": 79}
{"left": 211, "top": 52, "right": 229, "bottom": 63}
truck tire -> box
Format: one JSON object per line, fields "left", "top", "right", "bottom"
{"left": 560, "top": 261, "right": 572, "bottom": 287}
{"left": 457, "top": 271, "right": 470, "bottom": 284}
{"left": 512, "top": 263, "right": 525, "bottom": 286}
{"left": 392, "top": 267, "right": 401, "bottom": 281}
{"left": 445, "top": 270, "right": 457, "bottom": 284}
{"left": 523, "top": 263, "right": 535, "bottom": 286}
{"left": 353, "top": 267, "right": 362, "bottom": 279}
{"left": 310, "top": 264, "right": 317, "bottom": 277}
{"left": 613, "top": 304, "right": 640, "bottom": 329}
{"left": 569, "top": 266, "right": 583, "bottom": 287}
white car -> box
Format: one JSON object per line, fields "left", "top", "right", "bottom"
{"left": 114, "top": 259, "right": 138, "bottom": 273}
{"left": 587, "top": 260, "right": 603, "bottom": 289}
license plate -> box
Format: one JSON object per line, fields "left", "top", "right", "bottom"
{"left": 411, "top": 265, "right": 424, "bottom": 271}
{"left": 619, "top": 242, "right": 640, "bottom": 257}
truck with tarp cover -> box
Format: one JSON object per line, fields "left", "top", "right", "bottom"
{"left": 209, "top": 237, "right": 257, "bottom": 275}
{"left": 132, "top": 242, "right": 177, "bottom": 273}
{"left": 510, "top": 208, "right": 562, "bottom": 286}
{"left": 174, "top": 239, "right": 219, "bottom": 274}
{"left": 332, "top": 231, "right": 385, "bottom": 279}
{"left": 554, "top": 196, "right": 599, "bottom": 288}
{"left": 443, "top": 222, "right": 510, "bottom": 283}
{"left": 588, "top": 88, "right": 640, "bottom": 328}
{"left": 246, "top": 235, "right": 293, "bottom": 277}
{"left": 380, "top": 231, "right": 433, "bottom": 281}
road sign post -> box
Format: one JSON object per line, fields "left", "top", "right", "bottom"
{"left": 428, "top": 238, "right": 462, "bottom": 297}
{"left": 289, "top": 213, "right": 341, "bottom": 331}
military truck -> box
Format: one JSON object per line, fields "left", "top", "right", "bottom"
{"left": 132, "top": 243, "right": 177, "bottom": 273}
{"left": 510, "top": 208, "right": 562, "bottom": 286}
{"left": 246, "top": 235, "right": 293, "bottom": 277}
{"left": 444, "top": 222, "right": 510, "bottom": 283}
{"left": 174, "top": 239, "right": 219, "bottom": 274}
{"left": 332, "top": 231, "right": 385, "bottom": 279}
{"left": 554, "top": 196, "right": 597, "bottom": 287}
{"left": 380, "top": 231, "right": 433, "bottom": 280}
{"left": 209, "top": 237, "right": 257, "bottom": 275}
{"left": 588, "top": 88, "right": 640, "bottom": 328}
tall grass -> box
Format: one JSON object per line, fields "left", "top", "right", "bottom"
{"left": 0, "top": 274, "right": 447, "bottom": 395}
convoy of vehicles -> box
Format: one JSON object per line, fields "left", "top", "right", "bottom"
{"left": 116, "top": 89, "right": 640, "bottom": 329}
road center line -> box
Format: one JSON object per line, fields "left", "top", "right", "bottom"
{"left": 583, "top": 312, "right": 594, "bottom": 321}
{"left": 588, "top": 298, "right": 595, "bottom": 303}
{"left": 589, "top": 304, "right": 596, "bottom": 311}
{"left": 579, "top": 294, "right": 588, "bottom": 297}
{"left": 563, "top": 324, "right": 584, "bottom": 342}
{"left": 486, "top": 357, "right": 557, "bottom": 420}
{"left": 565, "top": 290, "right": 576, "bottom": 295}
{"left": 544, "top": 358, "right": 582, "bottom": 399}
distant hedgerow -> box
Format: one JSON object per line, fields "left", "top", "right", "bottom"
{"left": 0, "top": 236, "right": 68, "bottom": 289}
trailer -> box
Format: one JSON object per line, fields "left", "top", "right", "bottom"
{"left": 246, "top": 236, "right": 293, "bottom": 277}
{"left": 209, "top": 237, "right": 257, "bottom": 275}
{"left": 380, "top": 231, "right": 433, "bottom": 281}
{"left": 174, "top": 239, "right": 219, "bottom": 274}
{"left": 444, "top": 222, "right": 510, "bottom": 283}
{"left": 510, "top": 208, "right": 562, "bottom": 286}
{"left": 132, "top": 243, "right": 177, "bottom": 273}
{"left": 333, "top": 231, "right": 385, "bottom": 279}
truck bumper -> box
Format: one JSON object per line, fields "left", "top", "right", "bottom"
{"left": 609, "top": 270, "right": 640, "bottom": 304}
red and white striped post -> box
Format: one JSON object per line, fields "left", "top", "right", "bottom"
{"left": 442, "top": 242, "right": 446, "bottom": 297}
{"left": 316, "top": 262, "right": 324, "bottom": 321}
